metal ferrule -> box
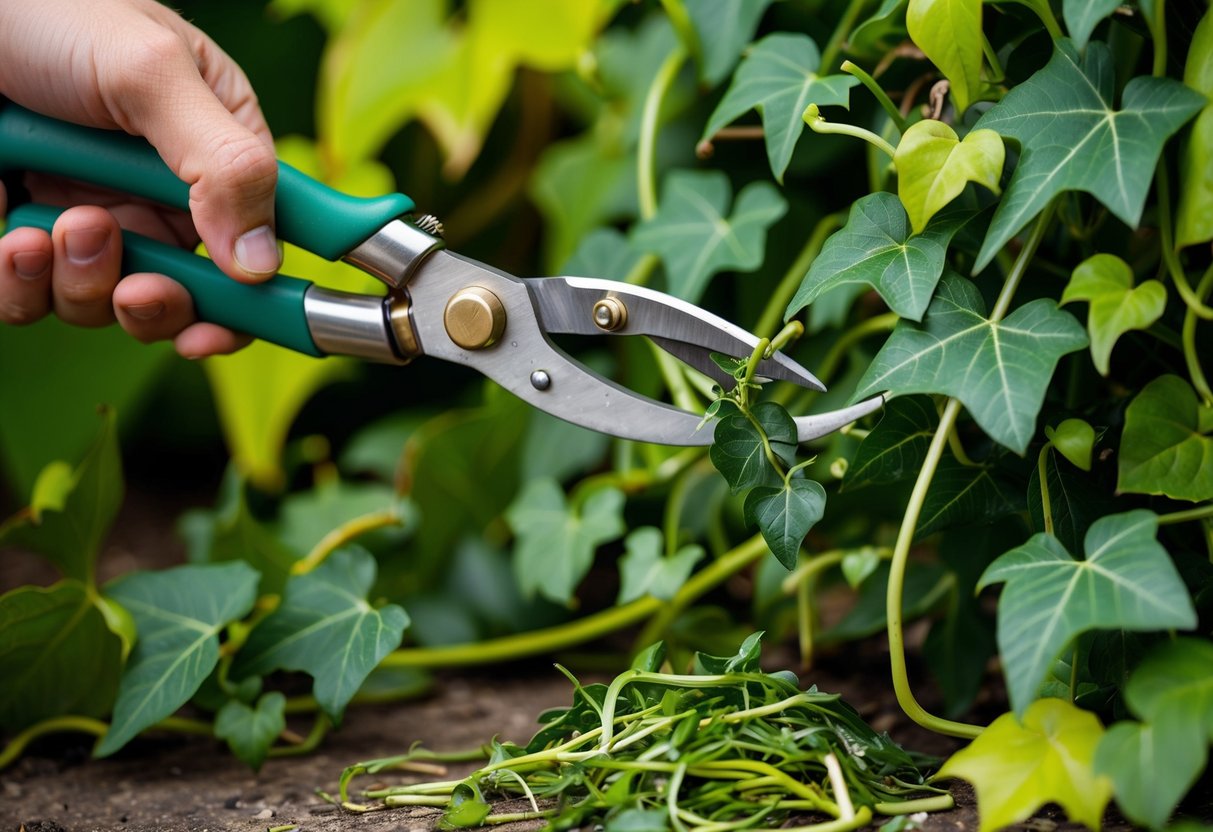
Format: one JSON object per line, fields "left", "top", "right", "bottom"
{"left": 342, "top": 218, "right": 445, "bottom": 289}
{"left": 303, "top": 286, "right": 408, "bottom": 364}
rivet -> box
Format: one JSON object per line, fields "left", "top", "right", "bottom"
{"left": 530, "top": 370, "right": 552, "bottom": 391}
{"left": 592, "top": 297, "right": 628, "bottom": 332}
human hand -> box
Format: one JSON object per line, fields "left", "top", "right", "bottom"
{"left": 0, "top": 0, "right": 280, "bottom": 358}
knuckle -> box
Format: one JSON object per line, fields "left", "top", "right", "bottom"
{"left": 56, "top": 279, "right": 113, "bottom": 307}
{"left": 208, "top": 136, "right": 277, "bottom": 202}
{"left": 106, "top": 31, "right": 189, "bottom": 99}
{"left": 0, "top": 300, "right": 43, "bottom": 326}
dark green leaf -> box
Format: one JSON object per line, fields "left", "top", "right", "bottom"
{"left": 744, "top": 478, "right": 827, "bottom": 569}
{"left": 561, "top": 227, "right": 646, "bottom": 283}
{"left": 617, "top": 527, "right": 704, "bottom": 603}
{"left": 918, "top": 455, "right": 1022, "bottom": 539}
{"left": 1118, "top": 375, "right": 1213, "bottom": 502}
{"left": 973, "top": 40, "right": 1204, "bottom": 270}
{"left": 843, "top": 396, "right": 936, "bottom": 491}
{"left": 1062, "top": 0, "right": 1121, "bottom": 50}
{"left": 1027, "top": 447, "right": 1113, "bottom": 555}
{"left": 214, "top": 692, "right": 286, "bottom": 771}
{"left": 821, "top": 562, "right": 950, "bottom": 645}
{"left": 709, "top": 402, "right": 798, "bottom": 494}
{"left": 232, "top": 547, "right": 407, "bottom": 724}
{"left": 522, "top": 410, "right": 611, "bottom": 484}
{"left": 853, "top": 275, "right": 1088, "bottom": 454}
{"left": 684, "top": 0, "right": 775, "bottom": 85}
{"left": 97, "top": 562, "right": 260, "bottom": 756}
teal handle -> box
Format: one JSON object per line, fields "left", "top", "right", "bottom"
{"left": 0, "top": 104, "right": 414, "bottom": 260}
{"left": 8, "top": 204, "right": 323, "bottom": 356}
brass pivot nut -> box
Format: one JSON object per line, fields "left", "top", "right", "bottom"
{"left": 444, "top": 286, "right": 506, "bottom": 350}
{"left": 592, "top": 296, "right": 628, "bottom": 332}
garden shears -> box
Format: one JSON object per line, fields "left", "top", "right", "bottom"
{"left": 0, "top": 104, "right": 881, "bottom": 445}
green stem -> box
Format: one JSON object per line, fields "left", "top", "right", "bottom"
{"left": 1156, "top": 165, "right": 1213, "bottom": 320}
{"left": 980, "top": 34, "right": 1006, "bottom": 84}
{"left": 874, "top": 795, "right": 955, "bottom": 815}
{"left": 946, "top": 422, "right": 977, "bottom": 467}
{"left": 1183, "top": 265, "right": 1213, "bottom": 404}
{"left": 659, "top": 0, "right": 702, "bottom": 71}
{"left": 156, "top": 715, "right": 213, "bottom": 735}
{"left": 819, "top": 0, "right": 871, "bottom": 73}
{"left": 805, "top": 105, "right": 896, "bottom": 159}
{"left": 777, "top": 313, "right": 897, "bottom": 409}
{"left": 1069, "top": 643, "right": 1080, "bottom": 702}
{"left": 841, "top": 61, "right": 909, "bottom": 134}
{"left": 292, "top": 507, "right": 404, "bottom": 575}
{"left": 651, "top": 342, "right": 702, "bottom": 414}
{"left": 1149, "top": 0, "right": 1168, "bottom": 77}
{"left": 639, "top": 46, "right": 688, "bottom": 221}
{"left": 756, "top": 213, "right": 845, "bottom": 339}
{"left": 664, "top": 468, "right": 694, "bottom": 557}
{"left": 1157, "top": 503, "right": 1213, "bottom": 525}
{"left": 1037, "top": 445, "right": 1054, "bottom": 535}
{"left": 268, "top": 714, "right": 329, "bottom": 758}
{"left": 0, "top": 716, "right": 108, "bottom": 770}
{"left": 796, "top": 561, "right": 816, "bottom": 669}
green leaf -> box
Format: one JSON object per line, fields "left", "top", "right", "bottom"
{"left": 0, "top": 580, "right": 124, "bottom": 731}
{"left": 97, "top": 562, "right": 260, "bottom": 756}
{"left": 906, "top": 0, "right": 984, "bottom": 114}
{"left": 1060, "top": 254, "right": 1166, "bottom": 376}
{"left": 277, "top": 478, "right": 406, "bottom": 557}
{"left": 937, "top": 698, "right": 1112, "bottom": 832}
{"left": 973, "top": 40, "right": 1205, "bottom": 271}
{"left": 231, "top": 547, "right": 408, "bottom": 724}
{"left": 0, "top": 408, "right": 121, "bottom": 585}
{"left": 1176, "top": 8, "right": 1213, "bottom": 248}
{"left": 894, "top": 120, "right": 1003, "bottom": 234}
{"left": 840, "top": 547, "right": 882, "bottom": 588}
{"left": 849, "top": 0, "right": 908, "bottom": 60}
{"left": 505, "top": 478, "right": 626, "bottom": 604}
{"left": 1062, "top": 0, "right": 1121, "bottom": 50}
{"left": 562, "top": 227, "right": 646, "bottom": 283}
{"left": 843, "top": 396, "right": 935, "bottom": 491}
{"left": 631, "top": 170, "right": 787, "bottom": 304}
{"left": 617, "top": 527, "right": 704, "bottom": 604}
{"left": 1118, "top": 375, "right": 1213, "bottom": 502}
{"left": 744, "top": 478, "right": 827, "bottom": 570}
{"left": 917, "top": 456, "right": 1022, "bottom": 539}
{"left": 709, "top": 402, "right": 798, "bottom": 495}
{"left": 1027, "top": 448, "right": 1113, "bottom": 556}
{"left": 978, "top": 510, "right": 1197, "bottom": 715}
{"left": 701, "top": 33, "right": 859, "bottom": 182}
{"left": 684, "top": 0, "right": 775, "bottom": 86}
{"left": 852, "top": 274, "right": 1088, "bottom": 454}
{"left": 820, "top": 561, "right": 950, "bottom": 644}
{"left": 1046, "top": 418, "right": 1095, "bottom": 471}
{"left": 443, "top": 781, "right": 493, "bottom": 828}
{"left": 785, "top": 194, "right": 971, "bottom": 323}
{"left": 214, "top": 692, "right": 286, "bottom": 771}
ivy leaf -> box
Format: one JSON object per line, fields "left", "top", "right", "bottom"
{"left": 631, "top": 170, "right": 787, "bottom": 304}
{"left": 978, "top": 510, "right": 1197, "bottom": 715}
{"left": 937, "top": 698, "right": 1112, "bottom": 832}
{"left": 505, "top": 478, "right": 626, "bottom": 604}
{"left": 1062, "top": 0, "right": 1121, "bottom": 50}
{"left": 850, "top": 0, "right": 908, "bottom": 59}
{"left": 617, "top": 527, "right": 705, "bottom": 604}
{"left": 785, "top": 194, "right": 971, "bottom": 323}
{"left": 906, "top": 0, "right": 984, "bottom": 114}
{"left": 1060, "top": 254, "right": 1166, "bottom": 376}
{"left": 820, "top": 561, "right": 950, "bottom": 645}
{"left": 1118, "top": 375, "right": 1213, "bottom": 502}
{"left": 1176, "top": 9, "right": 1213, "bottom": 248}
{"left": 843, "top": 396, "right": 935, "bottom": 491}
{"left": 701, "top": 33, "right": 859, "bottom": 182}
{"left": 231, "top": 547, "right": 407, "bottom": 724}
{"left": 894, "top": 120, "right": 1004, "bottom": 234}
{"left": 0, "top": 407, "right": 121, "bottom": 585}
{"left": 709, "top": 402, "right": 798, "bottom": 495}
{"left": 684, "top": 0, "right": 775, "bottom": 86}
{"left": 0, "top": 580, "right": 125, "bottom": 731}
{"left": 744, "top": 478, "right": 827, "bottom": 570}
{"left": 562, "top": 227, "right": 646, "bottom": 283}
{"left": 973, "top": 40, "right": 1205, "bottom": 271}
{"left": 852, "top": 274, "right": 1088, "bottom": 455}
{"left": 917, "top": 456, "right": 1022, "bottom": 539}
{"left": 97, "top": 562, "right": 260, "bottom": 756}
{"left": 214, "top": 692, "right": 286, "bottom": 772}
{"left": 277, "top": 478, "right": 407, "bottom": 558}
{"left": 1046, "top": 418, "right": 1095, "bottom": 471}
{"left": 1027, "top": 448, "right": 1113, "bottom": 556}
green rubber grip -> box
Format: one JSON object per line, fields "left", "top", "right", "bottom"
{"left": 8, "top": 204, "right": 323, "bottom": 356}
{"left": 0, "top": 104, "right": 414, "bottom": 260}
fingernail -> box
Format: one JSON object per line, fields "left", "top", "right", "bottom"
{"left": 233, "top": 225, "right": 281, "bottom": 275}
{"left": 12, "top": 251, "right": 49, "bottom": 280}
{"left": 122, "top": 301, "right": 164, "bottom": 320}
{"left": 64, "top": 228, "right": 110, "bottom": 265}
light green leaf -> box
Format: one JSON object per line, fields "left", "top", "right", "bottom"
{"left": 631, "top": 170, "right": 787, "bottom": 304}
{"left": 214, "top": 692, "right": 286, "bottom": 772}
{"left": 978, "top": 510, "right": 1197, "bottom": 715}
{"left": 973, "top": 40, "right": 1204, "bottom": 271}
{"left": 709, "top": 402, "right": 798, "bottom": 495}
{"left": 840, "top": 547, "right": 883, "bottom": 588}
{"left": 0, "top": 580, "right": 124, "bottom": 731}
{"left": 937, "top": 698, "right": 1112, "bottom": 832}
{"left": 505, "top": 479, "right": 626, "bottom": 604}
{"left": 852, "top": 274, "right": 1088, "bottom": 454}
{"left": 894, "top": 120, "right": 1003, "bottom": 233}
{"left": 842, "top": 395, "right": 935, "bottom": 491}
{"left": 231, "top": 547, "right": 407, "bottom": 724}
{"left": 850, "top": 0, "right": 908, "bottom": 60}
{"left": 917, "top": 455, "right": 1021, "bottom": 539}
{"left": 684, "top": 0, "right": 775, "bottom": 85}
{"left": 1062, "top": 0, "right": 1121, "bottom": 50}
{"left": 906, "top": 0, "right": 984, "bottom": 114}
{"left": 1176, "top": 7, "right": 1213, "bottom": 248}
{"left": 0, "top": 408, "right": 121, "bottom": 585}
{"left": 97, "top": 562, "right": 260, "bottom": 756}
{"left": 744, "top": 478, "right": 827, "bottom": 570}
{"left": 702, "top": 33, "right": 859, "bottom": 182}
{"left": 1046, "top": 418, "right": 1095, "bottom": 471}
{"left": 617, "top": 527, "right": 705, "bottom": 603}
{"left": 1060, "top": 254, "right": 1166, "bottom": 376}
{"left": 785, "top": 194, "right": 971, "bottom": 323}
{"left": 1118, "top": 375, "right": 1213, "bottom": 502}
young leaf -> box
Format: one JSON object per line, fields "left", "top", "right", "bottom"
{"left": 1176, "top": 8, "right": 1213, "bottom": 248}
{"left": 1045, "top": 418, "right": 1095, "bottom": 471}
{"left": 97, "top": 562, "right": 260, "bottom": 756}
{"left": 785, "top": 194, "right": 971, "bottom": 323}
{"left": 709, "top": 402, "right": 798, "bottom": 494}
{"left": 937, "top": 698, "right": 1112, "bottom": 832}
{"left": 214, "top": 692, "right": 286, "bottom": 772}
{"left": 744, "top": 477, "right": 827, "bottom": 570}
{"left": 231, "top": 546, "right": 408, "bottom": 724}
{"left": 849, "top": 0, "right": 908, "bottom": 59}
{"left": 631, "top": 170, "right": 787, "bottom": 304}
{"left": 978, "top": 510, "right": 1197, "bottom": 715}
{"left": 701, "top": 33, "right": 859, "bottom": 182}
{"left": 917, "top": 456, "right": 1022, "bottom": 539}
{"left": 851, "top": 274, "right": 1088, "bottom": 455}
{"left": 842, "top": 395, "right": 936, "bottom": 491}
{"left": 1118, "top": 375, "right": 1213, "bottom": 502}
{"left": 0, "top": 580, "right": 124, "bottom": 731}
{"left": 895, "top": 120, "right": 1004, "bottom": 234}
{"left": 617, "top": 527, "right": 704, "bottom": 604}
{"left": 505, "top": 478, "right": 626, "bottom": 604}
{"left": 906, "top": 0, "right": 983, "bottom": 114}
{"left": 684, "top": 0, "right": 775, "bottom": 86}
{"left": 1060, "top": 254, "right": 1166, "bottom": 376}
{"left": 973, "top": 40, "right": 1204, "bottom": 271}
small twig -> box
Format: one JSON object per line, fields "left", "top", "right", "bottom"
{"left": 928, "top": 81, "right": 950, "bottom": 121}
{"left": 696, "top": 126, "right": 766, "bottom": 159}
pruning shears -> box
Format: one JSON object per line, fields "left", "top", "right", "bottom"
{"left": 0, "top": 104, "right": 881, "bottom": 445}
